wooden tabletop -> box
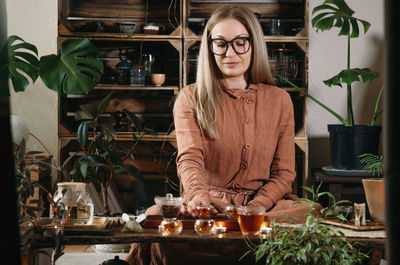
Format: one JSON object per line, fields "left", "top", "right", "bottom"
{"left": 29, "top": 227, "right": 385, "bottom": 250}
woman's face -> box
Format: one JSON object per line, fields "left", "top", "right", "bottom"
{"left": 210, "top": 18, "right": 252, "bottom": 80}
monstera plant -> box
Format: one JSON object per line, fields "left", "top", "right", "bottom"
{"left": 0, "top": 35, "right": 103, "bottom": 97}
{"left": 0, "top": 35, "right": 103, "bottom": 219}
{"left": 284, "top": 0, "right": 383, "bottom": 169}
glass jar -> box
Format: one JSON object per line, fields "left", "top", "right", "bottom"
{"left": 114, "top": 58, "right": 132, "bottom": 85}
{"left": 271, "top": 45, "right": 298, "bottom": 86}
{"left": 130, "top": 67, "right": 145, "bottom": 86}
{"left": 51, "top": 182, "right": 94, "bottom": 225}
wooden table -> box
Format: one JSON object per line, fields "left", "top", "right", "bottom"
{"left": 28, "top": 228, "right": 385, "bottom": 265}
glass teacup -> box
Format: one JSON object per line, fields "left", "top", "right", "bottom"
{"left": 224, "top": 205, "right": 240, "bottom": 219}
{"left": 195, "top": 205, "right": 215, "bottom": 219}
{"left": 237, "top": 206, "right": 265, "bottom": 235}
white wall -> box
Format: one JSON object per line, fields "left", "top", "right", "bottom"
{"left": 308, "top": 0, "right": 385, "bottom": 169}
{"left": 6, "top": 0, "right": 58, "bottom": 179}
{"left": 5, "top": 0, "right": 385, "bottom": 179}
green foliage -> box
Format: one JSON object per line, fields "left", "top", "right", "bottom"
{"left": 359, "top": 153, "right": 384, "bottom": 176}
{"left": 1, "top": 36, "right": 39, "bottom": 95}
{"left": 240, "top": 183, "right": 369, "bottom": 265}
{"left": 64, "top": 93, "right": 157, "bottom": 209}
{"left": 323, "top": 68, "right": 379, "bottom": 88}
{"left": 40, "top": 38, "right": 103, "bottom": 95}
{"left": 0, "top": 35, "right": 103, "bottom": 97}
{"left": 311, "top": 0, "right": 370, "bottom": 37}
{"left": 285, "top": 0, "right": 382, "bottom": 126}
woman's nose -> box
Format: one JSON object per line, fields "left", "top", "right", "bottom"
{"left": 225, "top": 44, "right": 237, "bottom": 57}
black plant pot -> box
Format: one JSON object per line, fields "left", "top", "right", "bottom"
{"left": 328, "top": 125, "right": 382, "bottom": 170}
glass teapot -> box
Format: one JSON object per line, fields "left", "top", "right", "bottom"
{"left": 270, "top": 44, "right": 298, "bottom": 86}
{"left": 51, "top": 182, "right": 94, "bottom": 225}
{"left": 154, "top": 193, "right": 183, "bottom": 235}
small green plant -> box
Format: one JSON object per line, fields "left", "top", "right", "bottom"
{"left": 359, "top": 153, "right": 384, "bottom": 176}
{"left": 63, "top": 93, "right": 157, "bottom": 215}
{"left": 241, "top": 183, "right": 369, "bottom": 265}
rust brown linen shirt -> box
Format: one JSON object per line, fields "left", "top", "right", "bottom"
{"left": 174, "top": 82, "right": 296, "bottom": 212}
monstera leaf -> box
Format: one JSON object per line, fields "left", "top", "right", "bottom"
{"left": 39, "top": 38, "right": 103, "bottom": 95}
{"left": 323, "top": 68, "right": 380, "bottom": 87}
{"left": 312, "top": 0, "right": 370, "bottom": 38}
{"left": 0, "top": 35, "right": 40, "bottom": 95}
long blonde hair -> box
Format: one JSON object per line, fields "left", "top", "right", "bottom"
{"left": 193, "top": 5, "right": 275, "bottom": 139}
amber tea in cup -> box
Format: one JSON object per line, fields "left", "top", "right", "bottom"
{"left": 196, "top": 205, "right": 215, "bottom": 219}
{"left": 159, "top": 219, "right": 183, "bottom": 235}
{"left": 224, "top": 205, "right": 240, "bottom": 219}
{"left": 194, "top": 219, "right": 215, "bottom": 235}
{"left": 238, "top": 206, "right": 265, "bottom": 235}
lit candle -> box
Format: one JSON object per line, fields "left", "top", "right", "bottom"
{"left": 260, "top": 224, "right": 272, "bottom": 235}
{"left": 212, "top": 224, "right": 227, "bottom": 235}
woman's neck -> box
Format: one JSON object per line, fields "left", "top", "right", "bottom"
{"left": 221, "top": 77, "right": 248, "bottom": 90}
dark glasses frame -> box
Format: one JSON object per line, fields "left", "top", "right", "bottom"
{"left": 209, "top": 36, "right": 252, "bottom": 56}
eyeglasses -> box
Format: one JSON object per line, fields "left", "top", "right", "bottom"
{"left": 209, "top": 36, "right": 252, "bottom": 56}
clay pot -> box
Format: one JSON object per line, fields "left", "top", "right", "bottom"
{"left": 362, "top": 178, "right": 385, "bottom": 222}
{"left": 151, "top": 73, "right": 166, "bottom": 86}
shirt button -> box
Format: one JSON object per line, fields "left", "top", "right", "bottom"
{"left": 245, "top": 118, "right": 252, "bottom": 124}
{"left": 244, "top": 144, "right": 250, "bottom": 150}
{"left": 241, "top": 162, "right": 248, "bottom": 169}
{"left": 234, "top": 182, "right": 241, "bottom": 189}
{"left": 245, "top": 98, "right": 253, "bottom": 104}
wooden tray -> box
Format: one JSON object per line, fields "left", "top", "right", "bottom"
{"left": 40, "top": 217, "right": 110, "bottom": 230}
{"left": 143, "top": 214, "right": 270, "bottom": 231}
{"left": 321, "top": 219, "right": 384, "bottom": 231}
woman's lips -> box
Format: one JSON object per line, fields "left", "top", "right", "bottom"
{"left": 224, "top": 62, "right": 240, "bottom": 67}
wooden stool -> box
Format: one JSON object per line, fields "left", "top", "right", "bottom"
{"left": 312, "top": 168, "right": 366, "bottom": 207}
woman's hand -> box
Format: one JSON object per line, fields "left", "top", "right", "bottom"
{"left": 187, "top": 197, "right": 218, "bottom": 218}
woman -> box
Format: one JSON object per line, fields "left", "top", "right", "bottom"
{"left": 127, "top": 6, "right": 308, "bottom": 265}
{"left": 146, "top": 5, "right": 307, "bottom": 219}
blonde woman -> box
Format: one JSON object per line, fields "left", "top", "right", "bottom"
{"left": 143, "top": 5, "right": 309, "bottom": 220}
{"left": 127, "top": 5, "right": 309, "bottom": 264}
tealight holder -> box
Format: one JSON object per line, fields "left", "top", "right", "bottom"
{"left": 194, "top": 219, "right": 215, "bottom": 236}
{"left": 260, "top": 224, "right": 272, "bottom": 235}
{"left": 212, "top": 224, "right": 227, "bottom": 236}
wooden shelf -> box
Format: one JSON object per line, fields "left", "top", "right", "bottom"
{"left": 94, "top": 84, "right": 179, "bottom": 91}
{"left": 58, "top": 132, "right": 309, "bottom": 145}
{"left": 59, "top": 132, "right": 177, "bottom": 143}
{"left": 59, "top": 32, "right": 182, "bottom": 40}
{"left": 183, "top": 35, "right": 308, "bottom": 42}
{"left": 58, "top": 0, "right": 309, "bottom": 197}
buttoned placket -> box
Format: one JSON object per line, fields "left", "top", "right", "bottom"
{"left": 232, "top": 90, "right": 256, "bottom": 190}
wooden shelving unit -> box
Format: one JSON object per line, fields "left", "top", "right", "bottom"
{"left": 58, "top": 0, "right": 309, "bottom": 207}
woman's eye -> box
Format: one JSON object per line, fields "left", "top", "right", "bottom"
{"left": 215, "top": 42, "right": 227, "bottom": 48}
{"left": 234, "top": 40, "right": 246, "bottom": 46}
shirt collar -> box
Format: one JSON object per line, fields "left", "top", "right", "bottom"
{"left": 222, "top": 83, "right": 258, "bottom": 98}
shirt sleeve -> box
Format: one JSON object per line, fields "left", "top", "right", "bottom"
{"left": 174, "top": 87, "right": 211, "bottom": 204}
{"left": 248, "top": 91, "right": 296, "bottom": 211}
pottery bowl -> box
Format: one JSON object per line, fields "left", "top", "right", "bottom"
{"left": 119, "top": 22, "right": 137, "bottom": 34}
{"left": 151, "top": 73, "right": 166, "bottom": 86}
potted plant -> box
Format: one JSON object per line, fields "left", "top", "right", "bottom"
{"left": 241, "top": 185, "right": 370, "bottom": 264}
{"left": 63, "top": 92, "right": 157, "bottom": 215}
{"left": 1, "top": 35, "right": 103, "bottom": 216}
{"left": 360, "top": 153, "right": 384, "bottom": 222}
{"left": 1, "top": 35, "right": 103, "bottom": 262}
{"left": 283, "top": 0, "right": 383, "bottom": 169}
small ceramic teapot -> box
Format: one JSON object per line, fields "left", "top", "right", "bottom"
{"left": 99, "top": 256, "right": 129, "bottom": 265}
